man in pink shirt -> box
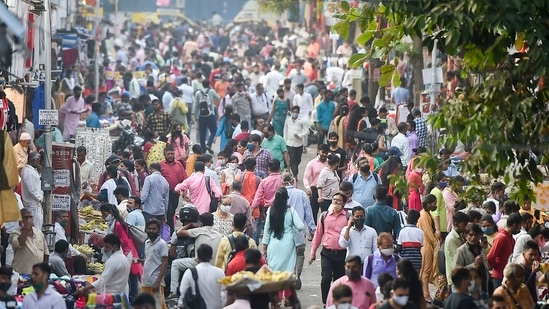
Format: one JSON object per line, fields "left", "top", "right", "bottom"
{"left": 303, "top": 144, "right": 329, "bottom": 223}
{"left": 160, "top": 145, "right": 188, "bottom": 232}
{"left": 175, "top": 161, "right": 221, "bottom": 214}
{"left": 309, "top": 192, "right": 350, "bottom": 305}
{"left": 251, "top": 159, "right": 282, "bottom": 244}
{"left": 326, "top": 255, "right": 377, "bottom": 309}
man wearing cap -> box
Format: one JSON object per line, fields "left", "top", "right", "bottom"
{"left": 116, "top": 91, "right": 134, "bottom": 121}
{"left": 390, "top": 122, "right": 411, "bottom": 167}
{"left": 20, "top": 152, "right": 44, "bottom": 230}
{"left": 13, "top": 132, "right": 32, "bottom": 173}
{"left": 59, "top": 85, "right": 85, "bottom": 140}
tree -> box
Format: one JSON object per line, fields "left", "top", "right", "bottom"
{"left": 333, "top": 0, "right": 549, "bottom": 200}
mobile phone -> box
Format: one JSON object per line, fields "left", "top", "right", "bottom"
{"left": 481, "top": 236, "right": 487, "bottom": 244}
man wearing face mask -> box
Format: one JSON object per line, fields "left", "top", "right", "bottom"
{"left": 262, "top": 125, "right": 290, "bottom": 173}
{"left": 430, "top": 173, "right": 449, "bottom": 242}
{"left": 232, "top": 82, "right": 252, "bottom": 126}
{"left": 75, "top": 234, "right": 131, "bottom": 296}
{"left": 350, "top": 157, "right": 382, "bottom": 209}
{"left": 326, "top": 255, "right": 376, "bottom": 309}
{"left": 284, "top": 106, "right": 308, "bottom": 178}
{"left": 303, "top": 144, "right": 330, "bottom": 223}
{"left": 377, "top": 278, "right": 417, "bottom": 309}
{"left": 20, "top": 152, "right": 44, "bottom": 231}
{"left": 326, "top": 284, "right": 358, "bottom": 309}
{"left": 22, "top": 263, "right": 66, "bottom": 308}
{"left": 327, "top": 132, "right": 347, "bottom": 178}
{"left": 242, "top": 134, "right": 273, "bottom": 178}
{"left": 443, "top": 267, "right": 479, "bottom": 309}
{"left": 0, "top": 266, "right": 16, "bottom": 308}
{"left": 363, "top": 233, "right": 399, "bottom": 289}
{"left": 49, "top": 240, "right": 70, "bottom": 277}
{"left": 53, "top": 211, "right": 88, "bottom": 274}
{"left": 339, "top": 206, "right": 378, "bottom": 265}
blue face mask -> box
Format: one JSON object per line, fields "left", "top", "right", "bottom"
{"left": 246, "top": 143, "right": 255, "bottom": 151}
{"left": 481, "top": 227, "right": 494, "bottom": 235}
{"left": 438, "top": 181, "right": 448, "bottom": 189}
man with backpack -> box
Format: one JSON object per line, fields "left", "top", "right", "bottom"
{"left": 214, "top": 213, "right": 257, "bottom": 270}
{"left": 350, "top": 157, "right": 382, "bottom": 209}
{"left": 193, "top": 80, "right": 220, "bottom": 154}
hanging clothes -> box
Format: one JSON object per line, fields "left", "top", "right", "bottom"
{"left": 0, "top": 130, "right": 23, "bottom": 224}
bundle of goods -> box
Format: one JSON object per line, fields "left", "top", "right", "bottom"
{"left": 218, "top": 269, "right": 294, "bottom": 295}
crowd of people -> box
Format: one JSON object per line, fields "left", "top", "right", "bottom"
{"left": 0, "top": 12, "right": 546, "bottom": 309}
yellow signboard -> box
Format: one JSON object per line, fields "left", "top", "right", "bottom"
{"left": 81, "top": 6, "right": 104, "bottom": 18}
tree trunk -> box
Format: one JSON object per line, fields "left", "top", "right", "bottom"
{"left": 412, "top": 35, "right": 424, "bottom": 106}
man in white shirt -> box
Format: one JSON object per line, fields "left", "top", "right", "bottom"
{"left": 284, "top": 106, "right": 309, "bottom": 178}
{"left": 75, "top": 234, "right": 130, "bottom": 295}
{"left": 390, "top": 122, "right": 411, "bottom": 167}
{"left": 339, "top": 206, "right": 378, "bottom": 263}
{"left": 263, "top": 64, "right": 284, "bottom": 100}
{"left": 22, "top": 263, "right": 66, "bottom": 308}
{"left": 53, "top": 211, "right": 87, "bottom": 270}
{"left": 339, "top": 181, "right": 364, "bottom": 212}
{"left": 20, "top": 152, "right": 44, "bottom": 231}
{"left": 178, "top": 77, "right": 194, "bottom": 109}
{"left": 76, "top": 146, "right": 94, "bottom": 193}
{"left": 178, "top": 244, "right": 225, "bottom": 309}
{"left": 293, "top": 84, "right": 313, "bottom": 151}
{"left": 249, "top": 64, "right": 265, "bottom": 88}
{"left": 250, "top": 83, "right": 271, "bottom": 122}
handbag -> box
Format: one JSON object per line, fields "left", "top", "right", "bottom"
{"left": 183, "top": 267, "right": 207, "bottom": 309}
{"left": 205, "top": 176, "right": 219, "bottom": 213}
{"left": 128, "top": 224, "right": 147, "bottom": 247}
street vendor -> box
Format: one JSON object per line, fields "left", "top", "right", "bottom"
{"left": 75, "top": 234, "right": 131, "bottom": 296}
{"left": 53, "top": 211, "right": 88, "bottom": 274}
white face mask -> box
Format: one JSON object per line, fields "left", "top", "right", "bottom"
{"left": 336, "top": 303, "right": 353, "bottom": 309}
{"left": 220, "top": 205, "right": 231, "bottom": 213}
{"left": 414, "top": 167, "right": 424, "bottom": 174}
{"left": 227, "top": 163, "right": 239, "bottom": 170}
{"left": 153, "top": 137, "right": 160, "bottom": 143}
{"left": 105, "top": 214, "right": 114, "bottom": 224}
{"left": 380, "top": 248, "right": 394, "bottom": 256}
{"left": 393, "top": 295, "right": 409, "bottom": 306}
{"left": 468, "top": 280, "right": 476, "bottom": 293}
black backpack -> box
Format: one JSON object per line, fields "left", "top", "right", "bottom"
{"left": 226, "top": 234, "right": 249, "bottom": 267}
{"left": 182, "top": 267, "right": 207, "bottom": 309}
{"left": 362, "top": 127, "right": 381, "bottom": 144}
{"left": 198, "top": 89, "right": 212, "bottom": 116}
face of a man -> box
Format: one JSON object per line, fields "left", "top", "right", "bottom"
{"left": 31, "top": 268, "right": 47, "bottom": 285}
{"left": 164, "top": 150, "right": 175, "bottom": 163}
{"left": 523, "top": 248, "right": 539, "bottom": 266}
{"left": 77, "top": 151, "right": 87, "bottom": 163}
{"left": 153, "top": 101, "right": 161, "bottom": 112}
{"left": 74, "top": 89, "right": 82, "bottom": 98}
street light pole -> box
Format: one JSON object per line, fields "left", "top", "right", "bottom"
{"left": 94, "top": 0, "right": 100, "bottom": 98}
{"left": 43, "top": 0, "right": 53, "bottom": 225}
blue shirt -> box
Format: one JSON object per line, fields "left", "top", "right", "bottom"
{"left": 363, "top": 251, "right": 399, "bottom": 289}
{"left": 351, "top": 172, "right": 381, "bottom": 209}
{"left": 86, "top": 112, "right": 101, "bottom": 128}
{"left": 126, "top": 209, "right": 146, "bottom": 229}
{"left": 286, "top": 186, "right": 316, "bottom": 237}
{"left": 316, "top": 100, "right": 336, "bottom": 130}
{"left": 141, "top": 171, "right": 170, "bottom": 216}
{"left": 364, "top": 202, "right": 402, "bottom": 236}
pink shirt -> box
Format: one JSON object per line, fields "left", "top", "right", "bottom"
{"left": 174, "top": 172, "right": 222, "bottom": 214}
{"left": 251, "top": 172, "right": 282, "bottom": 209}
{"left": 326, "top": 276, "right": 376, "bottom": 309}
{"left": 443, "top": 187, "right": 458, "bottom": 232}
{"left": 303, "top": 158, "right": 328, "bottom": 188}
{"left": 311, "top": 209, "right": 348, "bottom": 254}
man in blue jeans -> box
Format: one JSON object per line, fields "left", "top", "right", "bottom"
{"left": 193, "top": 80, "right": 220, "bottom": 154}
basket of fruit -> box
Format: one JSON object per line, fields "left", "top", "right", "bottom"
{"left": 218, "top": 269, "right": 294, "bottom": 295}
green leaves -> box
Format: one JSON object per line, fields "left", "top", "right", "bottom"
{"left": 348, "top": 53, "right": 368, "bottom": 68}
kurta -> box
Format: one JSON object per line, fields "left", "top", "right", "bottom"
{"left": 262, "top": 207, "right": 304, "bottom": 273}
{"left": 59, "top": 95, "right": 85, "bottom": 140}
{"left": 417, "top": 209, "right": 439, "bottom": 298}
{"left": 215, "top": 116, "right": 230, "bottom": 151}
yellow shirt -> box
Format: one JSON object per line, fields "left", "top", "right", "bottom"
{"left": 214, "top": 231, "right": 257, "bottom": 270}
{"left": 520, "top": 207, "right": 548, "bottom": 224}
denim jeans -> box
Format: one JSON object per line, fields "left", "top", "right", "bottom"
{"left": 253, "top": 216, "right": 265, "bottom": 245}
{"left": 198, "top": 114, "right": 217, "bottom": 150}
{"left": 128, "top": 273, "right": 139, "bottom": 302}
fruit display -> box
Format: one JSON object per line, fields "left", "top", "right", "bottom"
{"left": 88, "top": 263, "right": 104, "bottom": 273}
{"left": 218, "top": 270, "right": 292, "bottom": 285}
{"left": 73, "top": 244, "right": 94, "bottom": 255}
{"left": 78, "top": 206, "right": 107, "bottom": 231}
{"left": 218, "top": 269, "right": 294, "bottom": 295}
